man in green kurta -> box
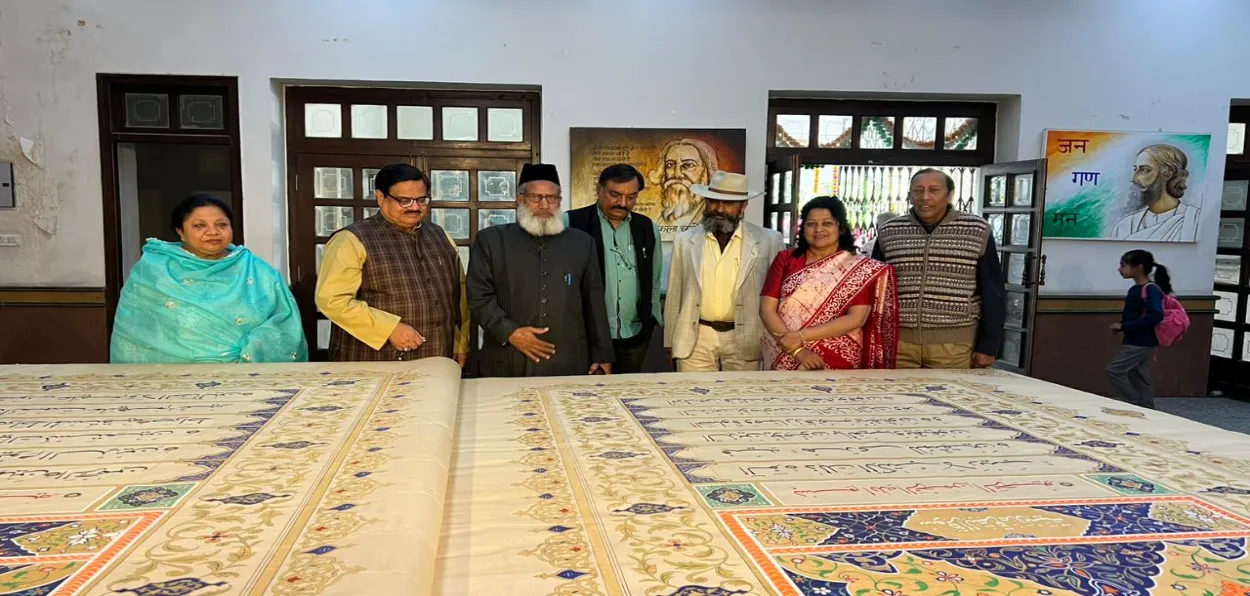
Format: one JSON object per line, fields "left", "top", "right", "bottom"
{"left": 564, "top": 164, "right": 663, "bottom": 374}
{"left": 468, "top": 163, "right": 615, "bottom": 377}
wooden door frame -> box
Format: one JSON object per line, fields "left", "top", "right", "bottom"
{"left": 96, "top": 74, "right": 244, "bottom": 332}
{"left": 763, "top": 155, "right": 801, "bottom": 244}
{"left": 283, "top": 85, "right": 542, "bottom": 362}
{"left": 766, "top": 99, "right": 997, "bottom": 167}
{"left": 981, "top": 158, "right": 1047, "bottom": 374}
{"left": 284, "top": 86, "right": 542, "bottom": 284}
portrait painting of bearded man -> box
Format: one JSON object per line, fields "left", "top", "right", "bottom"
{"left": 568, "top": 128, "right": 746, "bottom": 241}
{"left": 1109, "top": 144, "right": 1201, "bottom": 242}
{"left": 648, "top": 138, "right": 718, "bottom": 227}
{"left": 1041, "top": 130, "right": 1212, "bottom": 244}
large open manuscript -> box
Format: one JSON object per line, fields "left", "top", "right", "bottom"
{"left": 3, "top": 360, "right": 1250, "bottom": 595}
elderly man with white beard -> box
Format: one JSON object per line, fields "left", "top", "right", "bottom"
{"left": 468, "top": 163, "right": 615, "bottom": 377}
{"left": 1110, "top": 144, "right": 1201, "bottom": 242}
{"left": 650, "top": 138, "right": 719, "bottom": 230}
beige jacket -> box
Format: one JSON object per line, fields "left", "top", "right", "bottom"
{"left": 663, "top": 221, "right": 785, "bottom": 361}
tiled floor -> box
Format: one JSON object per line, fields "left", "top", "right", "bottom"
{"left": 1157, "top": 397, "right": 1250, "bottom": 435}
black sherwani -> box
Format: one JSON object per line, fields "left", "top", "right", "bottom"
{"left": 468, "top": 223, "right": 614, "bottom": 377}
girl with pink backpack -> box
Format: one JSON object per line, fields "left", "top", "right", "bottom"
{"left": 1107, "top": 249, "right": 1189, "bottom": 409}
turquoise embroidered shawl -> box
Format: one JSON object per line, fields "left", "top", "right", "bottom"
{"left": 111, "top": 240, "right": 308, "bottom": 364}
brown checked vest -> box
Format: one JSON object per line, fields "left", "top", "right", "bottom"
{"left": 329, "top": 215, "right": 460, "bottom": 361}
{"left": 875, "top": 209, "right": 989, "bottom": 346}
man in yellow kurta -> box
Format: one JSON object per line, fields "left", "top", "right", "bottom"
{"left": 664, "top": 171, "right": 784, "bottom": 372}
{"left": 316, "top": 163, "right": 469, "bottom": 364}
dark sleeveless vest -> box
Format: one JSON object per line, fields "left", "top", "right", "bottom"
{"left": 328, "top": 215, "right": 460, "bottom": 361}
{"left": 566, "top": 205, "right": 657, "bottom": 332}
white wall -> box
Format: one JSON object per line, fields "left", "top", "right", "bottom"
{"left": 1, "top": 0, "right": 1248, "bottom": 294}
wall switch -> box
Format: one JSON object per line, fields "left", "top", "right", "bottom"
{"left": 0, "top": 160, "right": 13, "bottom": 208}
{"left": 0, "top": 234, "right": 19, "bottom": 247}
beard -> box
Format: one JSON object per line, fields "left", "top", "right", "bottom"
{"left": 517, "top": 202, "right": 566, "bottom": 237}
{"left": 701, "top": 211, "right": 742, "bottom": 236}
{"left": 660, "top": 178, "right": 704, "bottom": 222}
{"left": 1131, "top": 178, "right": 1164, "bottom": 208}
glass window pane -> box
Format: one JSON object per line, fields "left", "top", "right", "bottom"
{"left": 782, "top": 211, "right": 792, "bottom": 244}
{"left": 479, "top": 208, "right": 515, "bottom": 230}
{"left": 456, "top": 246, "right": 470, "bottom": 274}
{"left": 817, "top": 116, "right": 853, "bottom": 148}
{"left": 988, "top": 214, "right": 1005, "bottom": 246}
{"left": 125, "top": 93, "right": 170, "bottom": 128}
{"left": 317, "top": 319, "right": 331, "bottom": 350}
{"left": 1006, "top": 252, "right": 1026, "bottom": 286}
{"left": 1229, "top": 122, "right": 1246, "bottom": 155}
{"left": 315, "top": 206, "right": 353, "bottom": 236}
{"left": 770, "top": 173, "right": 780, "bottom": 205}
{"left": 179, "top": 94, "right": 224, "bottom": 130}
{"left": 1243, "top": 335, "right": 1250, "bottom": 363}
{"left": 1212, "top": 326, "right": 1234, "bottom": 359}
{"left": 487, "top": 108, "right": 524, "bottom": 142}
{"left": 350, "top": 104, "right": 387, "bottom": 139}
{"left": 304, "top": 103, "right": 342, "bottom": 138}
{"left": 1215, "top": 255, "right": 1241, "bottom": 285}
{"left": 432, "top": 208, "right": 470, "bottom": 240}
{"left": 315, "top": 243, "right": 326, "bottom": 272}
{"left": 1013, "top": 174, "right": 1034, "bottom": 206}
{"left": 442, "top": 107, "right": 479, "bottom": 141}
{"left": 1006, "top": 291, "right": 1026, "bottom": 328}
{"left": 775, "top": 115, "right": 810, "bottom": 147}
{"left": 860, "top": 117, "right": 895, "bottom": 149}
{"left": 1223, "top": 180, "right": 1248, "bottom": 210}
{"left": 1009, "top": 214, "right": 1031, "bottom": 246}
{"left": 478, "top": 170, "right": 517, "bottom": 201}
{"left": 363, "top": 207, "right": 379, "bottom": 219}
{"left": 783, "top": 171, "right": 793, "bottom": 204}
{"left": 1001, "top": 330, "right": 1024, "bottom": 367}
{"left": 901, "top": 117, "right": 937, "bottom": 149}
{"left": 313, "top": 167, "right": 353, "bottom": 199}
{"left": 1219, "top": 219, "right": 1245, "bottom": 248}
{"left": 769, "top": 212, "right": 779, "bottom": 231}
{"left": 362, "top": 168, "right": 380, "bottom": 198}
{"left": 988, "top": 175, "right": 1007, "bottom": 206}
{"left": 397, "top": 106, "right": 434, "bottom": 140}
{"left": 1215, "top": 291, "right": 1237, "bottom": 322}
{"left": 431, "top": 170, "right": 470, "bottom": 202}
{"left": 944, "top": 117, "right": 979, "bottom": 150}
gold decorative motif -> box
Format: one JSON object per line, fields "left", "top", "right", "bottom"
{"left": 0, "top": 368, "right": 430, "bottom": 595}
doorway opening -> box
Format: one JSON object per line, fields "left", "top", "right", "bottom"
{"left": 763, "top": 98, "right": 997, "bottom": 247}
{"left": 1209, "top": 104, "right": 1250, "bottom": 396}
{"left": 97, "top": 75, "right": 244, "bottom": 329}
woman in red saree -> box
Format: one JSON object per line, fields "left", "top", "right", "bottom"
{"left": 760, "top": 196, "right": 899, "bottom": 370}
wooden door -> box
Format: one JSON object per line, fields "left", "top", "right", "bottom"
{"left": 980, "top": 159, "right": 1048, "bottom": 374}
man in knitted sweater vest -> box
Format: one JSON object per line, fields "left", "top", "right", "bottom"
{"left": 872, "top": 169, "right": 1006, "bottom": 368}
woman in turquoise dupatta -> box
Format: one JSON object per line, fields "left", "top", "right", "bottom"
{"left": 111, "top": 195, "right": 308, "bottom": 363}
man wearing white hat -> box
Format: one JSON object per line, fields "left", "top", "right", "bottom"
{"left": 664, "top": 171, "right": 785, "bottom": 372}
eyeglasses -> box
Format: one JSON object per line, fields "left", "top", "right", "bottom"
{"left": 522, "top": 193, "right": 562, "bottom": 206}
{"left": 610, "top": 243, "right": 637, "bottom": 271}
{"left": 387, "top": 194, "right": 431, "bottom": 208}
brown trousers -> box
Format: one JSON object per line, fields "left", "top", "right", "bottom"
{"left": 895, "top": 340, "right": 974, "bottom": 369}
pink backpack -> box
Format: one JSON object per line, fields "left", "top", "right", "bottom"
{"left": 1142, "top": 283, "right": 1189, "bottom": 347}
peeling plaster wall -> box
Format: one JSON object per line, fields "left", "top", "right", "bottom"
{"left": 2, "top": 0, "right": 1249, "bottom": 294}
